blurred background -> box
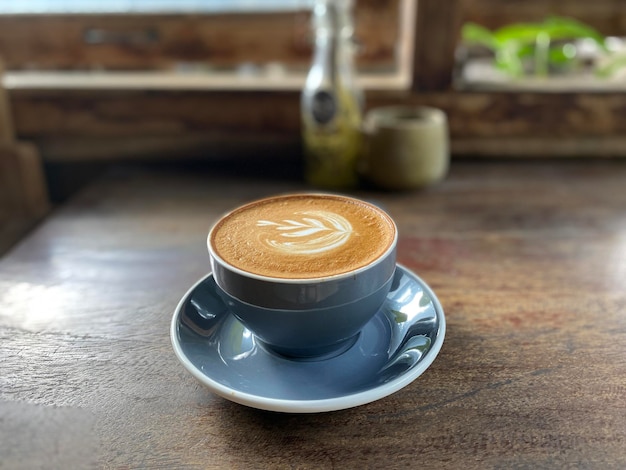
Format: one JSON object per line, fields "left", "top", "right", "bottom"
{"left": 1, "top": 0, "right": 625, "bottom": 252}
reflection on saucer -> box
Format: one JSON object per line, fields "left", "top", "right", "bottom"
{"left": 171, "top": 265, "right": 445, "bottom": 413}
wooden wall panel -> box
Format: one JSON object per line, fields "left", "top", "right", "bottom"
{"left": 13, "top": 89, "right": 626, "bottom": 140}
{"left": 10, "top": 89, "right": 626, "bottom": 159}
{"left": 463, "top": 0, "right": 626, "bottom": 36}
{"left": 0, "top": 1, "right": 400, "bottom": 72}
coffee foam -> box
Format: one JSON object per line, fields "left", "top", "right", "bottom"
{"left": 210, "top": 194, "right": 396, "bottom": 279}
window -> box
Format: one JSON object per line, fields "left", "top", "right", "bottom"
{"left": 0, "top": 0, "right": 414, "bottom": 91}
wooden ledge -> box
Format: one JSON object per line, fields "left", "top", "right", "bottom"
{"left": 3, "top": 70, "right": 412, "bottom": 92}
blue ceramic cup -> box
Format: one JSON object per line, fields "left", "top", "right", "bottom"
{"left": 207, "top": 194, "right": 398, "bottom": 358}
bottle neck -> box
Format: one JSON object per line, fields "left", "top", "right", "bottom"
{"left": 312, "top": 28, "right": 356, "bottom": 83}
{"left": 312, "top": 0, "right": 355, "bottom": 72}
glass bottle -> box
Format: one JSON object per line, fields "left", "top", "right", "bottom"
{"left": 301, "top": 0, "right": 363, "bottom": 189}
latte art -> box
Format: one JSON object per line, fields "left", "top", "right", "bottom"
{"left": 209, "top": 194, "right": 396, "bottom": 279}
{"left": 257, "top": 210, "right": 352, "bottom": 255}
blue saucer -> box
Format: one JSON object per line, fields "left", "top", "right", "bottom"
{"left": 170, "top": 265, "right": 445, "bottom": 413}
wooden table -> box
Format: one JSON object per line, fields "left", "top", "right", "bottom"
{"left": 1, "top": 160, "right": 625, "bottom": 469}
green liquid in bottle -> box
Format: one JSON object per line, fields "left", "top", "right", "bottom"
{"left": 301, "top": 0, "right": 362, "bottom": 190}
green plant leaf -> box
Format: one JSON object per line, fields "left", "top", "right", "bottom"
{"left": 493, "top": 23, "right": 547, "bottom": 45}
{"left": 492, "top": 16, "right": 606, "bottom": 47}
{"left": 495, "top": 44, "right": 524, "bottom": 77}
{"left": 461, "top": 22, "right": 498, "bottom": 50}
{"left": 548, "top": 45, "right": 576, "bottom": 65}
{"left": 461, "top": 16, "right": 608, "bottom": 78}
{"left": 542, "top": 16, "right": 607, "bottom": 50}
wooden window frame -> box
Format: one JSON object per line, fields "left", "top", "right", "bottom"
{"left": 1, "top": 0, "right": 415, "bottom": 91}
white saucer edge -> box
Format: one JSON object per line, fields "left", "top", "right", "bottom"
{"left": 170, "top": 264, "right": 446, "bottom": 413}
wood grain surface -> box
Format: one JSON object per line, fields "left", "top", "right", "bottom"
{"left": 10, "top": 89, "right": 626, "bottom": 161}
{"left": 1, "top": 160, "right": 625, "bottom": 469}
{"left": 20, "top": 89, "right": 626, "bottom": 140}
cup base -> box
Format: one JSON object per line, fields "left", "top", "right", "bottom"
{"left": 257, "top": 333, "right": 360, "bottom": 362}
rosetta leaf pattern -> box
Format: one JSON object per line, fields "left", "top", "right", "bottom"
{"left": 257, "top": 210, "right": 353, "bottom": 254}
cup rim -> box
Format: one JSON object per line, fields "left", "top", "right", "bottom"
{"left": 207, "top": 192, "right": 398, "bottom": 285}
{"left": 365, "top": 105, "right": 446, "bottom": 130}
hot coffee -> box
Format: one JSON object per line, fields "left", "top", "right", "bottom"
{"left": 209, "top": 194, "right": 396, "bottom": 279}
